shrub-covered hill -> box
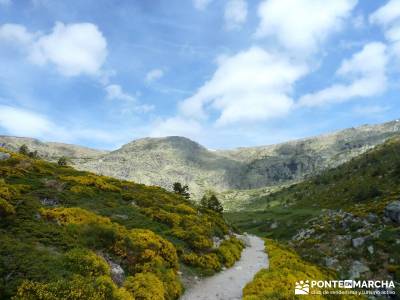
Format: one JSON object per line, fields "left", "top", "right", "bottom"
{"left": 227, "top": 137, "right": 400, "bottom": 289}
{"left": 0, "top": 149, "right": 244, "bottom": 300}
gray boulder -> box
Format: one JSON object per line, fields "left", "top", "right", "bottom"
{"left": 349, "top": 261, "right": 369, "bottom": 279}
{"left": 108, "top": 260, "right": 124, "bottom": 285}
{"left": 384, "top": 201, "right": 400, "bottom": 223}
{"left": 0, "top": 152, "right": 10, "bottom": 160}
{"left": 40, "top": 198, "right": 59, "bottom": 206}
{"left": 352, "top": 237, "right": 366, "bottom": 248}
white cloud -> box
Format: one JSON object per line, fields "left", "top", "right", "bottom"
{"left": 30, "top": 22, "right": 107, "bottom": 76}
{"left": 150, "top": 116, "right": 203, "bottom": 138}
{"left": 106, "top": 84, "right": 136, "bottom": 102}
{"left": 298, "top": 42, "right": 388, "bottom": 107}
{"left": 255, "top": 0, "right": 357, "bottom": 53}
{"left": 0, "top": 104, "right": 129, "bottom": 144}
{"left": 193, "top": 0, "right": 212, "bottom": 10}
{"left": 0, "top": 105, "right": 54, "bottom": 137}
{"left": 224, "top": 0, "right": 248, "bottom": 30}
{"left": 105, "top": 84, "right": 154, "bottom": 113}
{"left": 145, "top": 69, "right": 164, "bottom": 83}
{"left": 0, "top": 23, "right": 35, "bottom": 44}
{"left": 370, "top": 1, "right": 400, "bottom": 62}
{"left": 0, "top": 22, "right": 107, "bottom": 77}
{"left": 0, "top": 0, "right": 11, "bottom": 6}
{"left": 179, "top": 47, "right": 308, "bottom": 125}
{"left": 369, "top": 0, "right": 400, "bottom": 27}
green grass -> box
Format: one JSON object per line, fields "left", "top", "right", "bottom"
{"left": 228, "top": 136, "right": 400, "bottom": 285}
{"left": 0, "top": 149, "right": 243, "bottom": 299}
{"left": 226, "top": 207, "right": 320, "bottom": 239}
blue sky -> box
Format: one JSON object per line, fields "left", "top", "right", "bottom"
{"left": 0, "top": 0, "right": 399, "bottom": 150}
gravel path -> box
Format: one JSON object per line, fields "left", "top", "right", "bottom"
{"left": 181, "top": 235, "right": 269, "bottom": 300}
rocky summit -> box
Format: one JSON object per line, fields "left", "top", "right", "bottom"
{"left": 1, "top": 119, "right": 400, "bottom": 198}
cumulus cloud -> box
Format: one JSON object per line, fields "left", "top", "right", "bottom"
{"left": 298, "top": 42, "right": 388, "bottom": 107}
{"left": 0, "top": 23, "right": 35, "bottom": 44}
{"left": 224, "top": 0, "right": 248, "bottom": 30}
{"left": 193, "top": 0, "right": 212, "bottom": 10}
{"left": 0, "top": 22, "right": 107, "bottom": 77}
{"left": 179, "top": 47, "right": 308, "bottom": 126}
{"left": 30, "top": 22, "right": 107, "bottom": 76}
{"left": 369, "top": 0, "right": 400, "bottom": 27}
{"left": 105, "top": 84, "right": 154, "bottom": 113}
{"left": 370, "top": 1, "right": 400, "bottom": 62}
{"left": 145, "top": 69, "right": 164, "bottom": 83}
{"left": 0, "top": 105, "right": 55, "bottom": 138}
{"left": 255, "top": 0, "right": 357, "bottom": 53}
{"left": 106, "top": 84, "right": 136, "bottom": 102}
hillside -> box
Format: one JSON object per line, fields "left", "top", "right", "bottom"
{"left": 1, "top": 120, "right": 400, "bottom": 199}
{"left": 0, "top": 149, "right": 244, "bottom": 299}
{"left": 0, "top": 136, "right": 107, "bottom": 161}
{"left": 227, "top": 137, "right": 400, "bottom": 289}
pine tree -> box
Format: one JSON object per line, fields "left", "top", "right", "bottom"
{"left": 172, "top": 182, "right": 190, "bottom": 199}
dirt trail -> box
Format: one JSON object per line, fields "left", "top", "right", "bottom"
{"left": 181, "top": 235, "right": 268, "bottom": 300}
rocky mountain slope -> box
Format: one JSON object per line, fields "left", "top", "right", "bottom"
{"left": 227, "top": 137, "right": 400, "bottom": 289}
{"left": 1, "top": 120, "right": 400, "bottom": 198}
{"left": 0, "top": 136, "right": 107, "bottom": 161}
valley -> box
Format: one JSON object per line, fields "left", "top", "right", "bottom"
{"left": 1, "top": 119, "right": 400, "bottom": 299}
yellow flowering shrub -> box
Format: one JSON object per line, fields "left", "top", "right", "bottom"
{"left": 243, "top": 239, "right": 360, "bottom": 300}
{"left": 63, "top": 248, "right": 110, "bottom": 277}
{"left": 40, "top": 207, "right": 181, "bottom": 299}
{"left": 0, "top": 198, "right": 15, "bottom": 217}
{"left": 59, "top": 175, "right": 121, "bottom": 192}
{"left": 124, "top": 273, "right": 165, "bottom": 300}
{"left": 14, "top": 275, "right": 132, "bottom": 300}
{"left": 181, "top": 252, "right": 221, "bottom": 272}
{"left": 217, "top": 236, "right": 244, "bottom": 268}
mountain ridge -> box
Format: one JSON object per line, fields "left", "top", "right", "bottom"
{"left": 1, "top": 119, "right": 400, "bottom": 198}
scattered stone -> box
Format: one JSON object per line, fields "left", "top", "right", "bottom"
{"left": 40, "top": 198, "right": 59, "bottom": 206}
{"left": 371, "top": 230, "right": 381, "bottom": 239}
{"left": 367, "top": 213, "right": 378, "bottom": 223}
{"left": 270, "top": 222, "right": 278, "bottom": 229}
{"left": 108, "top": 259, "right": 125, "bottom": 286}
{"left": 213, "top": 237, "right": 223, "bottom": 248}
{"left": 352, "top": 237, "right": 366, "bottom": 248}
{"left": 114, "top": 214, "right": 128, "bottom": 220}
{"left": 325, "top": 257, "right": 339, "bottom": 268}
{"left": 367, "top": 245, "right": 374, "bottom": 255}
{"left": 293, "top": 228, "right": 315, "bottom": 241}
{"left": 384, "top": 201, "right": 400, "bottom": 223}
{"left": 349, "top": 261, "right": 370, "bottom": 279}
{"left": 0, "top": 152, "right": 10, "bottom": 160}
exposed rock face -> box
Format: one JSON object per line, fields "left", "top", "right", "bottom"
{"left": 384, "top": 201, "right": 400, "bottom": 223}
{"left": 1, "top": 120, "right": 400, "bottom": 198}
